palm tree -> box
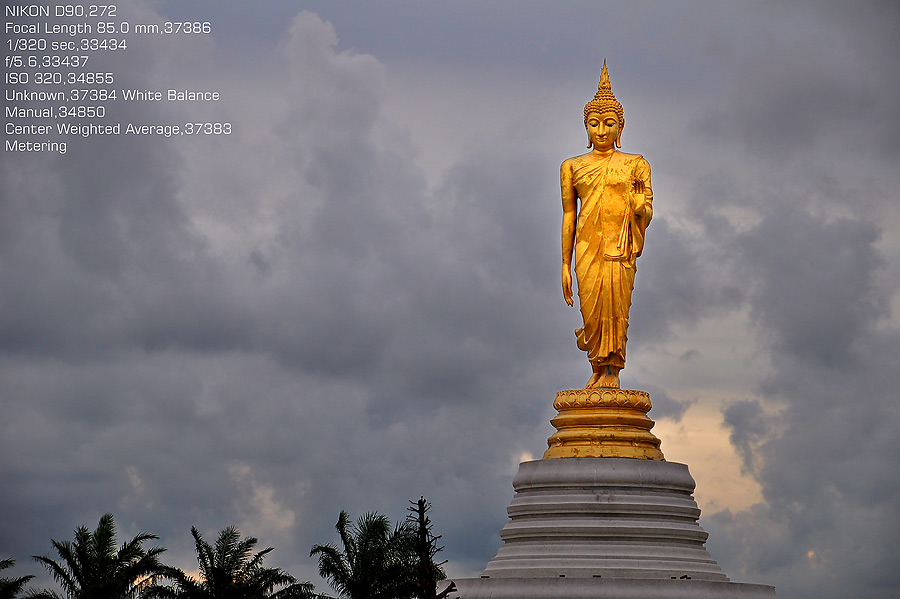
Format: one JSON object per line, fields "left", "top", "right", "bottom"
{"left": 0, "top": 557, "right": 34, "bottom": 599}
{"left": 145, "top": 526, "right": 314, "bottom": 599}
{"left": 30, "top": 513, "right": 169, "bottom": 599}
{"left": 310, "top": 511, "right": 417, "bottom": 599}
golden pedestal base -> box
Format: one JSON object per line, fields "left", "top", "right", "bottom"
{"left": 543, "top": 389, "right": 665, "bottom": 460}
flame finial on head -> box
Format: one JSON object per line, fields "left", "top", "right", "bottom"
{"left": 583, "top": 60, "right": 624, "bottom": 128}
{"left": 598, "top": 60, "right": 612, "bottom": 92}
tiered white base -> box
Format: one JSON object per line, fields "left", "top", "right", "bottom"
{"left": 453, "top": 577, "right": 776, "bottom": 598}
{"left": 452, "top": 458, "right": 775, "bottom": 598}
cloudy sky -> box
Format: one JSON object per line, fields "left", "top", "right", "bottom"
{"left": 2, "top": 1, "right": 899, "bottom": 598}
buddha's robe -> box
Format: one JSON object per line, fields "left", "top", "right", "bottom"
{"left": 571, "top": 151, "right": 652, "bottom": 367}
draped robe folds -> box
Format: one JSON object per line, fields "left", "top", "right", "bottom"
{"left": 571, "top": 152, "right": 652, "bottom": 368}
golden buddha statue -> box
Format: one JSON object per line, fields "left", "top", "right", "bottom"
{"left": 561, "top": 61, "right": 653, "bottom": 390}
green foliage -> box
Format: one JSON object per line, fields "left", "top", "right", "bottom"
{"left": 144, "top": 526, "right": 314, "bottom": 599}
{"left": 0, "top": 557, "right": 35, "bottom": 599}
{"left": 30, "top": 513, "right": 169, "bottom": 599}
{"left": 310, "top": 511, "right": 418, "bottom": 599}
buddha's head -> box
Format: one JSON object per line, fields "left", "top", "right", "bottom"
{"left": 583, "top": 61, "right": 624, "bottom": 149}
{"left": 585, "top": 110, "right": 621, "bottom": 153}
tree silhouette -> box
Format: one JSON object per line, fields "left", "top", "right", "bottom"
{"left": 310, "top": 511, "right": 416, "bottom": 599}
{"left": 145, "top": 526, "right": 314, "bottom": 599}
{"left": 406, "top": 498, "right": 453, "bottom": 599}
{"left": 30, "top": 513, "right": 168, "bottom": 599}
{"left": 0, "top": 557, "right": 34, "bottom": 599}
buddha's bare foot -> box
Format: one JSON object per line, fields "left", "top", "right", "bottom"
{"left": 598, "top": 365, "right": 620, "bottom": 388}
{"left": 599, "top": 372, "right": 620, "bottom": 388}
{"left": 584, "top": 372, "right": 603, "bottom": 389}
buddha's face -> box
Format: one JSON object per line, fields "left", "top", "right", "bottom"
{"left": 586, "top": 110, "right": 621, "bottom": 151}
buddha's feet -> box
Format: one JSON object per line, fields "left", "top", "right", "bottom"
{"left": 584, "top": 364, "right": 621, "bottom": 389}
{"left": 583, "top": 373, "right": 620, "bottom": 389}
{"left": 599, "top": 371, "right": 620, "bottom": 388}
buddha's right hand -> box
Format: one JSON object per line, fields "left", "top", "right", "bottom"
{"left": 562, "top": 267, "right": 574, "bottom": 306}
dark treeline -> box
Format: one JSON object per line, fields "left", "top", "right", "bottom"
{"left": 0, "top": 498, "right": 453, "bottom": 599}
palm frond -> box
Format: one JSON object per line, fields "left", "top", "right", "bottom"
{"left": 0, "top": 557, "right": 35, "bottom": 599}
{"left": 32, "top": 514, "right": 171, "bottom": 599}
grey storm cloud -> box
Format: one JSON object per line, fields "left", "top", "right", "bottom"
{"left": 2, "top": 2, "right": 900, "bottom": 598}
{"left": 684, "top": 4, "right": 900, "bottom": 587}
{"left": 1, "top": 5, "right": 556, "bottom": 584}
{"left": 708, "top": 204, "right": 900, "bottom": 596}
